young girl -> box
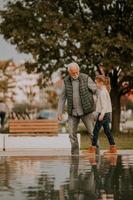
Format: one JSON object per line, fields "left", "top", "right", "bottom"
{"left": 89, "top": 75, "right": 117, "bottom": 154}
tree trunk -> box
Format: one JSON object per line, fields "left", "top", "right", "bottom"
{"left": 111, "top": 91, "right": 121, "bottom": 136}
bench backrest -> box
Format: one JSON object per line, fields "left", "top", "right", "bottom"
{"left": 9, "top": 119, "right": 59, "bottom": 134}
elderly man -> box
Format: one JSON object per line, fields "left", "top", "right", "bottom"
{"left": 57, "top": 62, "right": 99, "bottom": 155}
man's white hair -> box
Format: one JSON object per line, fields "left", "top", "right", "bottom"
{"left": 67, "top": 62, "right": 80, "bottom": 71}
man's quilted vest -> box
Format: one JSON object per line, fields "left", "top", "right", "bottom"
{"left": 64, "top": 73, "right": 95, "bottom": 115}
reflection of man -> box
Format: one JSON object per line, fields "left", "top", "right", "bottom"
{"left": 69, "top": 156, "right": 98, "bottom": 200}
{"left": 69, "top": 156, "right": 79, "bottom": 192}
{"left": 57, "top": 62, "right": 98, "bottom": 155}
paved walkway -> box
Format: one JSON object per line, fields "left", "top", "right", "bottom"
{"left": 0, "top": 149, "right": 133, "bottom": 157}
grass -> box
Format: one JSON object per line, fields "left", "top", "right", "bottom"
{"left": 81, "top": 132, "right": 133, "bottom": 150}
{"left": 128, "top": 117, "right": 133, "bottom": 121}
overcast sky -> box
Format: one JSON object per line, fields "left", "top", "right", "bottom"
{"left": 0, "top": 35, "right": 32, "bottom": 63}
{"left": 0, "top": 0, "right": 32, "bottom": 63}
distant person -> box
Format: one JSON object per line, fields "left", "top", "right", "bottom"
{"left": 88, "top": 75, "right": 117, "bottom": 154}
{"left": 0, "top": 99, "right": 9, "bottom": 131}
{"left": 57, "top": 62, "right": 99, "bottom": 155}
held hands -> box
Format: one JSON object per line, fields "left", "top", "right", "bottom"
{"left": 57, "top": 114, "right": 63, "bottom": 121}
{"left": 98, "top": 114, "right": 104, "bottom": 121}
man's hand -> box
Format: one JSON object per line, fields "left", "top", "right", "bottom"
{"left": 57, "top": 114, "right": 63, "bottom": 121}
{"left": 98, "top": 114, "right": 104, "bottom": 121}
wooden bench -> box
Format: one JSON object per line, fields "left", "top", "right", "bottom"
{"left": 9, "top": 119, "right": 59, "bottom": 134}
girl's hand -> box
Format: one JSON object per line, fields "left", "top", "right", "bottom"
{"left": 98, "top": 114, "right": 104, "bottom": 121}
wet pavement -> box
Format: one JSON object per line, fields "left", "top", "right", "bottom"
{"left": 0, "top": 151, "right": 133, "bottom": 200}
{"left": 0, "top": 149, "right": 133, "bottom": 156}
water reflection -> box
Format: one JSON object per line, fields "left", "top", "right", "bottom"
{"left": 0, "top": 154, "right": 133, "bottom": 200}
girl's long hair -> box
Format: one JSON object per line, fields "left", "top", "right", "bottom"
{"left": 95, "top": 75, "right": 111, "bottom": 92}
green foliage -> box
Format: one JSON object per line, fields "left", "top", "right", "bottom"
{"left": 0, "top": 0, "right": 132, "bottom": 81}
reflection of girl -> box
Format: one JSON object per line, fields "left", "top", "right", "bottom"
{"left": 89, "top": 75, "right": 117, "bottom": 154}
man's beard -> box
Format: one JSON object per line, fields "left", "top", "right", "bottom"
{"left": 72, "top": 75, "right": 79, "bottom": 79}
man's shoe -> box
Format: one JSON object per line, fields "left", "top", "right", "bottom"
{"left": 96, "top": 146, "right": 100, "bottom": 155}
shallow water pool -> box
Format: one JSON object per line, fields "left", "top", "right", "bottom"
{"left": 0, "top": 154, "right": 133, "bottom": 200}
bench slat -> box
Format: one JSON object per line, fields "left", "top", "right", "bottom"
{"left": 10, "top": 130, "right": 58, "bottom": 133}
{"left": 10, "top": 126, "right": 58, "bottom": 129}
{"left": 9, "top": 120, "right": 58, "bottom": 123}
{"left": 10, "top": 129, "right": 58, "bottom": 133}
{"left": 10, "top": 124, "right": 58, "bottom": 127}
{"left": 10, "top": 128, "right": 58, "bottom": 132}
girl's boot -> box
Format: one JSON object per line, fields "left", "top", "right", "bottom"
{"left": 110, "top": 145, "right": 117, "bottom": 153}
{"left": 88, "top": 146, "right": 96, "bottom": 154}
{"left": 104, "top": 145, "right": 117, "bottom": 154}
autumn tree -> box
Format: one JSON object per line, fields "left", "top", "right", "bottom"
{"left": 0, "top": 0, "right": 132, "bottom": 134}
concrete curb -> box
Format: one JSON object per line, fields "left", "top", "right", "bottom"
{"left": 0, "top": 133, "right": 80, "bottom": 152}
